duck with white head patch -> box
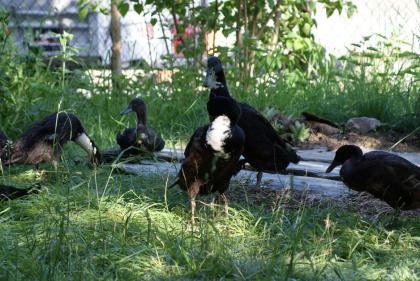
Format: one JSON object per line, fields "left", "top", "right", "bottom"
{"left": 170, "top": 96, "right": 245, "bottom": 224}
{"left": 5, "top": 112, "right": 101, "bottom": 170}
{"left": 203, "top": 56, "right": 300, "bottom": 187}
{"left": 117, "top": 98, "right": 165, "bottom": 155}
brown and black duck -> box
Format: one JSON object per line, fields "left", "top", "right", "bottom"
{"left": 326, "top": 145, "right": 420, "bottom": 210}
{"left": 203, "top": 56, "right": 300, "bottom": 186}
{"left": 117, "top": 98, "right": 165, "bottom": 155}
{"left": 5, "top": 112, "right": 101, "bottom": 169}
{"left": 170, "top": 96, "right": 245, "bottom": 223}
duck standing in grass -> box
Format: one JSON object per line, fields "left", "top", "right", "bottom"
{"left": 326, "top": 145, "right": 420, "bottom": 210}
{"left": 5, "top": 112, "right": 101, "bottom": 170}
{"left": 170, "top": 96, "right": 245, "bottom": 224}
{"left": 203, "top": 56, "right": 300, "bottom": 186}
{"left": 117, "top": 98, "right": 165, "bottom": 155}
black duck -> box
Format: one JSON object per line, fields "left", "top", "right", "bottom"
{"left": 5, "top": 112, "right": 101, "bottom": 169}
{"left": 0, "top": 183, "right": 41, "bottom": 200}
{"left": 171, "top": 96, "right": 245, "bottom": 223}
{"left": 326, "top": 145, "right": 420, "bottom": 210}
{"left": 203, "top": 56, "right": 300, "bottom": 186}
{"left": 117, "top": 98, "right": 165, "bottom": 155}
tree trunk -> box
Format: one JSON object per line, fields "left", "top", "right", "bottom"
{"left": 248, "top": 0, "right": 261, "bottom": 80}
{"left": 235, "top": 0, "right": 247, "bottom": 84}
{"left": 269, "top": 0, "right": 282, "bottom": 49}
{"left": 212, "top": 0, "right": 218, "bottom": 55}
{"left": 242, "top": 0, "right": 249, "bottom": 84}
{"left": 111, "top": 2, "right": 122, "bottom": 88}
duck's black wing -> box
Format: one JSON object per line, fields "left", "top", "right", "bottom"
{"left": 238, "top": 102, "right": 300, "bottom": 171}
{"left": 364, "top": 152, "right": 420, "bottom": 173}
{"left": 177, "top": 125, "right": 210, "bottom": 190}
{"left": 184, "top": 126, "right": 208, "bottom": 158}
{"left": 301, "top": 112, "right": 339, "bottom": 128}
{"left": 117, "top": 125, "right": 165, "bottom": 153}
{"left": 15, "top": 112, "right": 84, "bottom": 149}
{"left": 116, "top": 128, "right": 137, "bottom": 150}
{"left": 0, "top": 131, "right": 7, "bottom": 148}
{"left": 138, "top": 126, "right": 165, "bottom": 152}
{"left": 0, "top": 130, "right": 8, "bottom": 159}
{"left": 0, "top": 184, "right": 40, "bottom": 200}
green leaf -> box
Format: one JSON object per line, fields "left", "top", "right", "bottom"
{"left": 293, "top": 40, "right": 304, "bottom": 50}
{"left": 150, "top": 18, "right": 157, "bottom": 26}
{"left": 302, "top": 23, "right": 311, "bottom": 36}
{"left": 78, "top": 7, "right": 89, "bottom": 21}
{"left": 134, "top": 3, "right": 143, "bottom": 14}
{"left": 99, "top": 7, "right": 109, "bottom": 15}
{"left": 336, "top": 1, "right": 343, "bottom": 14}
{"left": 308, "top": 1, "right": 317, "bottom": 12}
{"left": 326, "top": 6, "right": 334, "bottom": 17}
{"left": 346, "top": 3, "right": 357, "bottom": 17}
{"left": 118, "top": 2, "right": 129, "bottom": 16}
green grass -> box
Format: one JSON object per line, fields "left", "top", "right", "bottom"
{"left": 1, "top": 164, "right": 419, "bottom": 280}
{"left": 0, "top": 33, "right": 419, "bottom": 280}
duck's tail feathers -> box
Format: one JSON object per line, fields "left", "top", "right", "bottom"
{"left": 301, "top": 112, "right": 339, "bottom": 128}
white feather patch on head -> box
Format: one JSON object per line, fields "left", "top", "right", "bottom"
{"left": 74, "top": 133, "right": 96, "bottom": 156}
{"left": 206, "top": 115, "right": 231, "bottom": 158}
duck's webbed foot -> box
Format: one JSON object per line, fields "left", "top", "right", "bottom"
{"left": 188, "top": 180, "right": 201, "bottom": 225}
{"left": 219, "top": 193, "right": 229, "bottom": 215}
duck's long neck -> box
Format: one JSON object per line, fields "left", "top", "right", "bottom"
{"left": 217, "top": 70, "right": 227, "bottom": 88}
{"left": 135, "top": 110, "right": 147, "bottom": 127}
{"left": 74, "top": 132, "right": 99, "bottom": 159}
{"left": 209, "top": 70, "right": 231, "bottom": 99}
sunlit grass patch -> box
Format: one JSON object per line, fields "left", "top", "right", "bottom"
{"left": 1, "top": 163, "right": 419, "bottom": 280}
